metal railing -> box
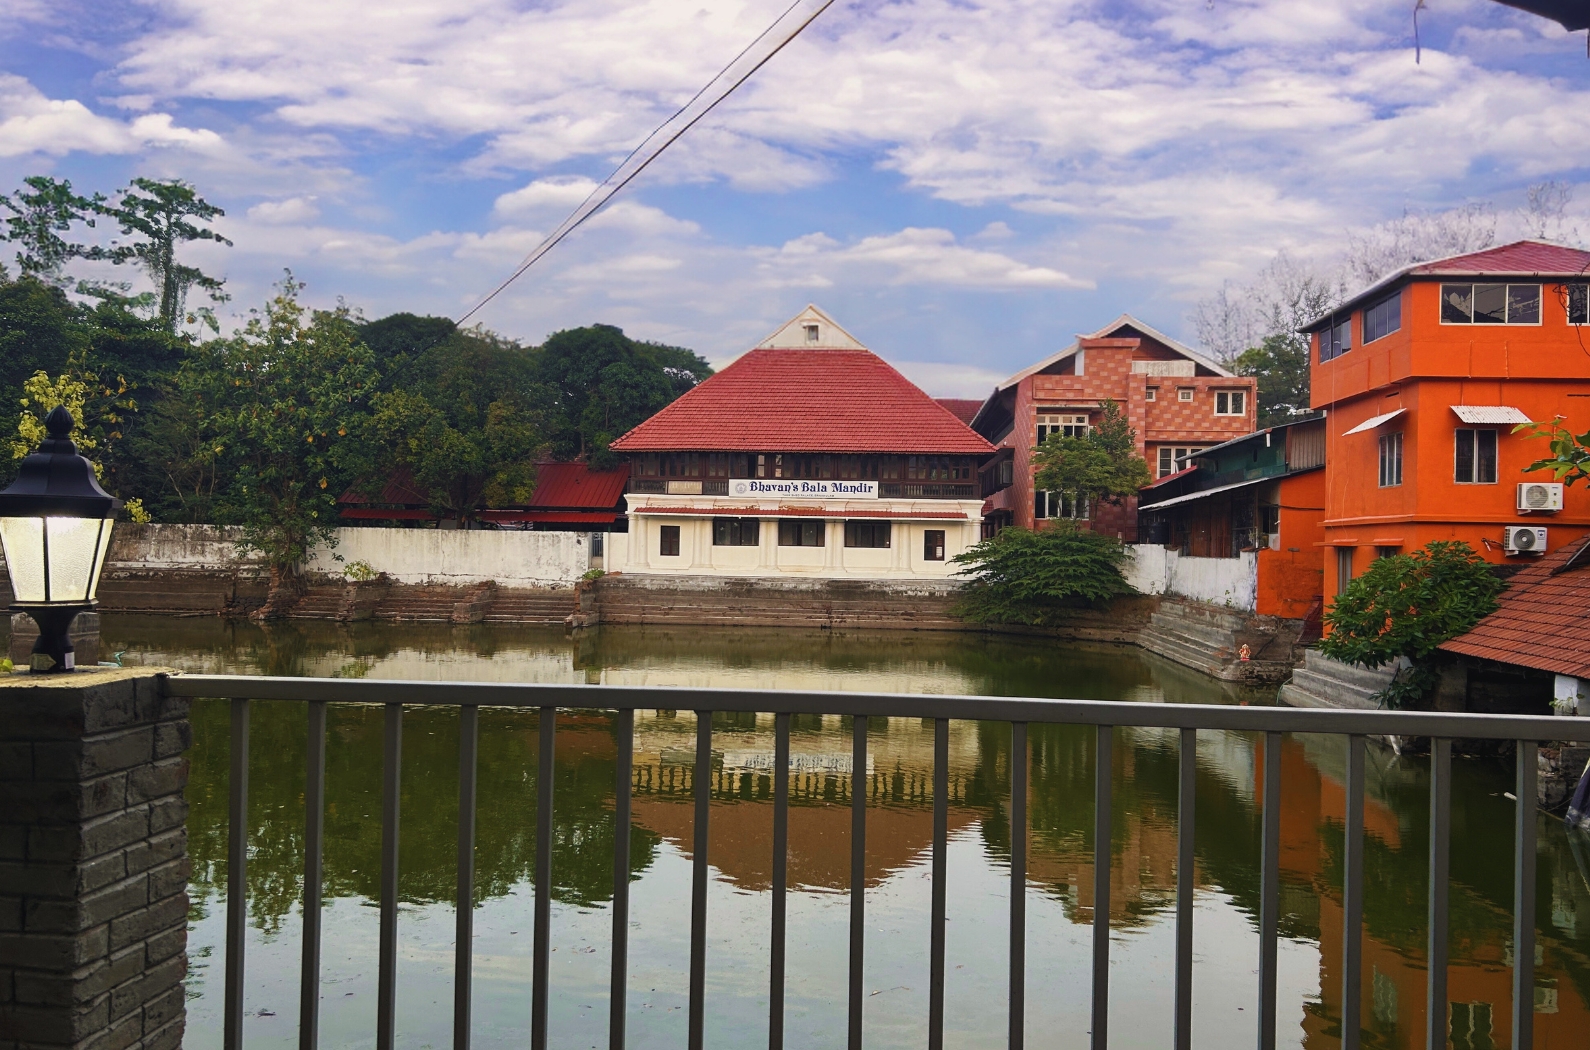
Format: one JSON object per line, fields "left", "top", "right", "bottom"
{"left": 159, "top": 673, "right": 1590, "bottom": 1050}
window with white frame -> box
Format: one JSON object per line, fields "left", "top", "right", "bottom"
{"left": 1156, "top": 446, "right": 1206, "bottom": 478}
{"left": 1378, "top": 432, "right": 1403, "bottom": 487}
{"left": 1569, "top": 283, "right": 1588, "bottom": 325}
{"left": 1036, "top": 413, "right": 1089, "bottom": 443}
{"left": 1177, "top": 387, "right": 1194, "bottom": 402}
{"left": 1145, "top": 387, "right": 1157, "bottom": 401}
{"left": 1214, "top": 390, "right": 1246, "bottom": 416}
{"left": 1454, "top": 429, "right": 1498, "bottom": 484}
{"left": 1034, "top": 490, "right": 1088, "bottom": 519}
{"left": 1441, "top": 283, "right": 1541, "bottom": 325}
{"left": 803, "top": 323, "right": 820, "bottom": 342}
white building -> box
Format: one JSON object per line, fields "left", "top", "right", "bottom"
{"left": 605, "top": 306, "right": 995, "bottom": 579}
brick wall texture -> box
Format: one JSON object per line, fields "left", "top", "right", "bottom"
{"left": 0, "top": 671, "right": 189, "bottom": 1050}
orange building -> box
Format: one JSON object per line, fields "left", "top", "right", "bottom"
{"left": 970, "top": 315, "right": 1256, "bottom": 540}
{"left": 1303, "top": 241, "right": 1590, "bottom": 595}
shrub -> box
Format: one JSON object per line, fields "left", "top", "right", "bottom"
{"left": 581, "top": 568, "right": 606, "bottom": 583}
{"left": 342, "top": 559, "right": 378, "bottom": 582}
{"left": 1320, "top": 541, "right": 1504, "bottom": 708}
{"left": 951, "top": 522, "right": 1135, "bottom": 625}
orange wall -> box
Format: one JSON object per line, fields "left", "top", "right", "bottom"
{"left": 1313, "top": 279, "right": 1590, "bottom": 568}
{"left": 1256, "top": 468, "right": 1326, "bottom": 618}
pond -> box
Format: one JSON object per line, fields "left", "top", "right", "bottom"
{"left": 100, "top": 615, "right": 1590, "bottom": 1050}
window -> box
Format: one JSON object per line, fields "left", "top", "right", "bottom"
{"left": 923, "top": 530, "right": 946, "bottom": 561}
{"left": 591, "top": 532, "right": 604, "bottom": 557}
{"left": 1375, "top": 546, "right": 1400, "bottom": 560}
{"left": 1034, "top": 491, "right": 1087, "bottom": 519}
{"left": 844, "top": 521, "right": 891, "bottom": 548}
{"left": 1177, "top": 387, "right": 1194, "bottom": 402}
{"left": 1156, "top": 446, "right": 1205, "bottom": 478}
{"left": 712, "top": 517, "right": 760, "bottom": 546}
{"left": 1441, "top": 283, "right": 1541, "bottom": 324}
{"left": 777, "top": 519, "right": 825, "bottom": 546}
{"left": 659, "top": 525, "right": 680, "bottom": 557}
{"left": 1214, "top": 390, "right": 1246, "bottom": 416}
{"left": 1145, "top": 387, "right": 1157, "bottom": 402}
{"left": 1378, "top": 432, "right": 1403, "bottom": 487}
{"left": 1336, "top": 547, "right": 1354, "bottom": 596}
{"left": 1037, "top": 413, "right": 1089, "bottom": 443}
{"left": 804, "top": 323, "right": 820, "bottom": 343}
{"left": 1362, "top": 291, "right": 1402, "bottom": 343}
{"left": 1454, "top": 429, "right": 1498, "bottom": 484}
{"left": 1569, "top": 283, "right": 1588, "bottom": 325}
{"left": 1319, "top": 316, "right": 1351, "bottom": 362}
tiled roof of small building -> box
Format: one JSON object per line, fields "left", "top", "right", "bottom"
{"left": 528, "top": 461, "right": 629, "bottom": 509}
{"left": 935, "top": 398, "right": 985, "bottom": 425}
{"left": 1440, "top": 535, "right": 1590, "bottom": 679}
{"left": 610, "top": 348, "right": 995, "bottom": 454}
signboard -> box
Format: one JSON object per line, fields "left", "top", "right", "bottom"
{"left": 729, "top": 479, "right": 878, "bottom": 499}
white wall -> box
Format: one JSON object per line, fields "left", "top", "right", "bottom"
{"left": 1125, "top": 545, "right": 1257, "bottom": 612}
{"left": 105, "top": 524, "right": 262, "bottom": 573}
{"left": 305, "top": 528, "right": 590, "bottom": 587}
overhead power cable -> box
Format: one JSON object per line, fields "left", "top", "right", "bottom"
{"left": 457, "top": 0, "right": 840, "bottom": 325}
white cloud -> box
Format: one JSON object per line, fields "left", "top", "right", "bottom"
{"left": 887, "top": 358, "right": 1007, "bottom": 399}
{"left": 0, "top": 74, "right": 220, "bottom": 157}
{"left": 246, "top": 196, "right": 320, "bottom": 224}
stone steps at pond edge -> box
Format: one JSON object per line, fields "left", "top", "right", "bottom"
{"left": 1278, "top": 649, "right": 1398, "bottom": 710}
{"left": 286, "top": 586, "right": 346, "bottom": 619}
{"left": 590, "top": 576, "right": 967, "bottom": 631}
{"left": 1137, "top": 598, "right": 1302, "bottom": 685}
{"left": 372, "top": 586, "right": 474, "bottom": 622}
{"left": 484, "top": 590, "right": 578, "bottom": 623}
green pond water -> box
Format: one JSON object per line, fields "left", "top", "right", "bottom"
{"left": 98, "top": 615, "right": 1590, "bottom": 1050}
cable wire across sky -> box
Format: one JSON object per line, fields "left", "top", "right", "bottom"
{"left": 455, "top": 0, "right": 840, "bottom": 326}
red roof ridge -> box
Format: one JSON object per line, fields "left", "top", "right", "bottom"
{"left": 1440, "top": 535, "right": 1590, "bottom": 679}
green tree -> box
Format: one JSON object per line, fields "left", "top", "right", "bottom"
{"left": 186, "top": 276, "right": 377, "bottom": 615}
{"left": 1320, "top": 541, "right": 1505, "bottom": 708}
{"left": 1514, "top": 417, "right": 1590, "bottom": 486}
{"left": 536, "top": 324, "right": 711, "bottom": 465}
{"left": 101, "top": 178, "right": 232, "bottom": 332}
{"left": 951, "top": 522, "right": 1136, "bottom": 625}
{"left": 1235, "top": 332, "right": 1313, "bottom": 426}
{"left": 0, "top": 176, "right": 105, "bottom": 284}
{"left": 1031, "top": 399, "right": 1152, "bottom": 511}
{"left": 0, "top": 276, "right": 83, "bottom": 420}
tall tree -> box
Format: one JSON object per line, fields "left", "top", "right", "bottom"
{"left": 0, "top": 176, "right": 105, "bottom": 284}
{"left": 186, "top": 276, "right": 377, "bottom": 615}
{"left": 102, "top": 178, "right": 233, "bottom": 332}
{"left": 1235, "top": 332, "right": 1313, "bottom": 426}
{"left": 1031, "top": 399, "right": 1152, "bottom": 514}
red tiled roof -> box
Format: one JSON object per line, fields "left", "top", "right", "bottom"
{"left": 527, "top": 461, "right": 629, "bottom": 509}
{"left": 1440, "top": 536, "right": 1590, "bottom": 678}
{"left": 610, "top": 349, "right": 996, "bottom": 455}
{"left": 936, "top": 398, "right": 985, "bottom": 425}
{"left": 1408, "top": 240, "right": 1590, "bottom": 277}
{"left": 634, "top": 505, "right": 969, "bottom": 520}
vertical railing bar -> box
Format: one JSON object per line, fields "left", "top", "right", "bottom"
{"left": 1342, "top": 735, "right": 1366, "bottom": 1050}
{"left": 455, "top": 704, "right": 479, "bottom": 1050}
{"left": 1090, "top": 725, "right": 1113, "bottom": 1050}
{"left": 377, "top": 703, "right": 403, "bottom": 1050}
{"left": 770, "top": 712, "right": 790, "bottom": 1050}
{"left": 1257, "top": 731, "right": 1282, "bottom": 1050}
{"left": 299, "top": 701, "right": 327, "bottom": 1050}
{"left": 224, "top": 698, "right": 250, "bottom": 1050}
{"left": 1512, "top": 739, "right": 1538, "bottom": 1050}
{"left": 1425, "top": 737, "right": 1451, "bottom": 1050}
{"left": 929, "top": 718, "right": 949, "bottom": 1050}
{"left": 610, "top": 708, "right": 633, "bottom": 1050}
{"left": 1174, "top": 727, "right": 1195, "bottom": 1050}
{"left": 532, "top": 707, "right": 556, "bottom": 1050}
{"left": 689, "top": 711, "right": 712, "bottom": 1050}
{"left": 1009, "top": 722, "right": 1027, "bottom": 1050}
{"left": 849, "top": 715, "right": 868, "bottom": 1050}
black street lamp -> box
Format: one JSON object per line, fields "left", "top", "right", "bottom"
{"left": 0, "top": 406, "right": 121, "bottom": 672}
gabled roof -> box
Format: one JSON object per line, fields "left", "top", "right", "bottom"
{"left": 993, "top": 314, "right": 1233, "bottom": 392}
{"left": 755, "top": 304, "right": 866, "bottom": 350}
{"left": 1440, "top": 535, "right": 1590, "bottom": 679}
{"left": 1304, "top": 239, "right": 1590, "bottom": 331}
{"left": 527, "top": 461, "right": 629, "bottom": 509}
{"left": 611, "top": 308, "right": 994, "bottom": 455}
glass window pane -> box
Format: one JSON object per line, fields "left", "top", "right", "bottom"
{"left": 1441, "top": 284, "right": 1473, "bottom": 323}
{"left": 0, "top": 516, "right": 45, "bottom": 602}
{"left": 1473, "top": 284, "right": 1507, "bottom": 324}
{"left": 1455, "top": 429, "right": 1474, "bottom": 483}
{"left": 1477, "top": 430, "right": 1497, "bottom": 484}
{"left": 86, "top": 520, "right": 114, "bottom": 601}
{"left": 1506, "top": 284, "right": 1540, "bottom": 324}
{"left": 1571, "top": 284, "right": 1588, "bottom": 325}
{"left": 46, "top": 516, "right": 104, "bottom": 603}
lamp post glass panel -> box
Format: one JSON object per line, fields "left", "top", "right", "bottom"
{"left": 0, "top": 406, "right": 121, "bottom": 672}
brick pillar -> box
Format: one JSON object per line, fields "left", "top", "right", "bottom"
{"left": 0, "top": 668, "right": 188, "bottom": 1050}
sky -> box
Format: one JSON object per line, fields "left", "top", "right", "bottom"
{"left": 2, "top": 0, "right": 1589, "bottom": 396}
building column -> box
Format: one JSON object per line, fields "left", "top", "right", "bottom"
{"left": 0, "top": 668, "right": 188, "bottom": 1050}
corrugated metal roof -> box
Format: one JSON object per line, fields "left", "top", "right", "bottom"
{"left": 1136, "top": 475, "right": 1273, "bottom": 511}
{"left": 1441, "top": 536, "right": 1590, "bottom": 679}
{"left": 1343, "top": 409, "right": 1406, "bottom": 436}
{"left": 1450, "top": 405, "right": 1532, "bottom": 425}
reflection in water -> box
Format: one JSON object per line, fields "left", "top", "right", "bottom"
{"left": 114, "top": 616, "right": 1590, "bottom": 1050}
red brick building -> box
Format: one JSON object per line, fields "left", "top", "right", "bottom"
{"left": 969, "top": 315, "right": 1257, "bottom": 539}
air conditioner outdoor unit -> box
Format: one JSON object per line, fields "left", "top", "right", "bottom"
{"left": 1517, "top": 482, "right": 1564, "bottom": 513}
{"left": 1503, "top": 526, "right": 1547, "bottom": 555}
